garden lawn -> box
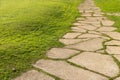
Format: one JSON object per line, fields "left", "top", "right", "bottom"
{"left": 0, "top": 0, "right": 83, "bottom": 80}
{"left": 94, "top": 0, "right": 120, "bottom": 32}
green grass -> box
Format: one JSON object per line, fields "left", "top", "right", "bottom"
{"left": 0, "top": 0, "right": 83, "bottom": 80}
{"left": 94, "top": 0, "right": 120, "bottom": 32}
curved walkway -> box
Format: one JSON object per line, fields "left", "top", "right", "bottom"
{"left": 14, "top": 0, "right": 120, "bottom": 80}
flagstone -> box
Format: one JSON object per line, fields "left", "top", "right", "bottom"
{"left": 47, "top": 48, "right": 79, "bottom": 59}
{"left": 97, "top": 27, "right": 116, "bottom": 32}
{"left": 71, "top": 27, "right": 87, "bottom": 33}
{"left": 14, "top": 70, "right": 54, "bottom": 80}
{"left": 59, "top": 39, "right": 89, "bottom": 45}
{"left": 101, "top": 20, "right": 115, "bottom": 26}
{"left": 101, "top": 32, "right": 120, "bottom": 40}
{"left": 34, "top": 60, "right": 107, "bottom": 80}
{"left": 65, "top": 38, "right": 104, "bottom": 51}
{"left": 78, "top": 33, "right": 102, "bottom": 38}
{"left": 68, "top": 52, "right": 119, "bottom": 77}
{"left": 106, "top": 46, "right": 120, "bottom": 54}
{"left": 63, "top": 33, "right": 81, "bottom": 39}
{"left": 105, "top": 40, "right": 120, "bottom": 46}
{"left": 78, "top": 25, "right": 97, "bottom": 30}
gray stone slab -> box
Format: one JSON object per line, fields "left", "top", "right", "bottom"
{"left": 47, "top": 48, "right": 79, "bottom": 59}
{"left": 106, "top": 46, "right": 120, "bottom": 54}
{"left": 34, "top": 59, "right": 107, "bottom": 80}
{"left": 68, "top": 52, "right": 119, "bottom": 77}
{"left": 14, "top": 70, "right": 54, "bottom": 80}
{"left": 65, "top": 38, "right": 104, "bottom": 51}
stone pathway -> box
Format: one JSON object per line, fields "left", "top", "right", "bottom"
{"left": 14, "top": 0, "right": 120, "bottom": 80}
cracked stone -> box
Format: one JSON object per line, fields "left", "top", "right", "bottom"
{"left": 88, "top": 31, "right": 102, "bottom": 35}
{"left": 65, "top": 38, "right": 104, "bottom": 51}
{"left": 68, "top": 52, "right": 119, "bottom": 77}
{"left": 34, "top": 59, "right": 107, "bottom": 80}
{"left": 106, "top": 46, "right": 120, "bottom": 54}
{"left": 97, "top": 27, "right": 116, "bottom": 32}
{"left": 78, "top": 33, "right": 102, "bottom": 38}
{"left": 63, "top": 33, "right": 81, "bottom": 39}
{"left": 14, "top": 70, "right": 54, "bottom": 80}
{"left": 46, "top": 48, "right": 79, "bottom": 59}
{"left": 105, "top": 40, "right": 120, "bottom": 46}
{"left": 101, "top": 20, "right": 115, "bottom": 26}
{"left": 59, "top": 39, "right": 89, "bottom": 45}
{"left": 71, "top": 27, "right": 87, "bottom": 33}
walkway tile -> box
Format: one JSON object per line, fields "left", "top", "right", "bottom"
{"left": 34, "top": 59, "right": 107, "bottom": 80}
{"left": 68, "top": 52, "right": 119, "bottom": 77}
{"left": 101, "top": 20, "right": 115, "bottom": 26}
{"left": 14, "top": 70, "right": 54, "bottom": 80}
{"left": 105, "top": 40, "right": 120, "bottom": 46}
{"left": 63, "top": 33, "right": 81, "bottom": 39}
{"left": 65, "top": 38, "right": 104, "bottom": 51}
{"left": 59, "top": 38, "right": 89, "bottom": 45}
{"left": 78, "top": 33, "right": 102, "bottom": 38}
{"left": 47, "top": 48, "right": 79, "bottom": 59}
{"left": 106, "top": 46, "right": 120, "bottom": 54}
{"left": 97, "top": 27, "right": 116, "bottom": 32}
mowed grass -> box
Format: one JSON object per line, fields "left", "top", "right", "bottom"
{"left": 0, "top": 0, "right": 83, "bottom": 79}
{"left": 94, "top": 0, "right": 120, "bottom": 32}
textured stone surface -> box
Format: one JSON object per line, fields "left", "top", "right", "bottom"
{"left": 78, "top": 25, "right": 97, "bottom": 30}
{"left": 14, "top": 70, "right": 54, "bottom": 80}
{"left": 63, "top": 33, "right": 81, "bottom": 38}
{"left": 78, "top": 33, "right": 102, "bottom": 38}
{"left": 102, "top": 32, "right": 120, "bottom": 40}
{"left": 71, "top": 27, "right": 87, "bottom": 33}
{"left": 68, "top": 52, "right": 119, "bottom": 77}
{"left": 114, "top": 55, "right": 120, "bottom": 62}
{"left": 105, "top": 40, "right": 120, "bottom": 46}
{"left": 34, "top": 60, "right": 107, "bottom": 80}
{"left": 106, "top": 46, "right": 120, "bottom": 54}
{"left": 88, "top": 31, "right": 101, "bottom": 35}
{"left": 115, "top": 77, "right": 120, "bottom": 80}
{"left": 97, "top": 27, "right": 116, "bottom": 32}
{"left": 59, "top": 39, "right": 89, "bottom": 45}
{"left": 101, "top": 20, "right": 115, "bottom": 26}
{"left": 47, "top": 48, "right": 79, "bottom": 59}
{"left": 66, "top": 38, "right": 104, "bottom": 51}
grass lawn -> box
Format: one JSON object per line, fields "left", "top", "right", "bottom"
{"left": 0, "top": 0, "right": 83, "bottom": 80}
{"left": 94, "top": 0, "right": 120, "bottom": 32}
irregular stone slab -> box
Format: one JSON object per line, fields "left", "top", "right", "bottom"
{"left": 63, "top": 33, "right": 81, "bottom": 39}
{"left": 115, "top": 77, "right": 120, "bottom": 80}
{"left": 68, "top": 52, "right": 119, "bottom": 77}
{"left": 14, "top": 70, "right": 54, "bottom": 80}
{"left": 34, "top": 59, "right": 107, "bottom": 80}
{"left": 71, "top": 27, "right": 87, "bottom": 33}
{"left": 78, "top": 25, "right": 97, "bottom": 30}
{"left": 106, "top": 46, "right": 120, "bottom": 54}
{"left": 73, "top": 22, "right": 81, "bottom": 26}
{"left": 93, "top": 14, "right": 103, "bottom": 17}
{"left": 102, "top": 32, "right": 120, "bottom": 40}
{"left": 105, "top": 40, "right": 120, "bottom": 46}
{"left": 59, "top": 39, "right": 89, "bottom": 45}
{"left": 78, "top": 33, "right": 102, "bottom": 38}
{"left": 81, "top": 13, "right": 92, "bottom": 17}
{"left": 114, "top": 55, "right": 120, "bottom": 62}
{"left": 76, "top": 17, "right": 86, "bottom": 21}
{"left": 47, "top": 48, "right": 79, "bottom": 59}
{"left": 101, "top": 20, "right": 115, "bottom": 26}
{"left": 88, "top": 31, "right": 102, "bottom": 35}
{"left": 97, "top": 27, "right": 116, "bottom": 32}
{"left": 96, "top": 50, "right": 104, "bottom": 53}
{"left": 65, "top": 38, "right": 104, "bottom": 51}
